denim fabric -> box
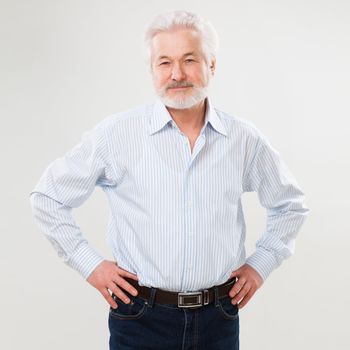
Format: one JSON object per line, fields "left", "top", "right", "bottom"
{"left": 108, "top": 285, "right": 239, "bottom": 350}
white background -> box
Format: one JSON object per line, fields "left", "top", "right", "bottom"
{"left": 1, "top": 0, "right": 349, "bottom": 349}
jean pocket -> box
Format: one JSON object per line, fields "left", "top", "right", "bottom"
{"left": 216, "top": 295, "right": 239, "bottom": 320}
{"left": 109, "top": 294, "right": 148, "bottom": 320}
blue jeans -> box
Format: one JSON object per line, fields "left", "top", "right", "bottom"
{"left": 108, "top": 284, "right": 239, "bottom": 350}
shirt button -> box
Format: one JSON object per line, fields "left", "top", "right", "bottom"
{"left": 188, "top": 266, "right": 192, "bottom": 270}
{"left": 186, "top": 201, "right": 192, "bottom": 207}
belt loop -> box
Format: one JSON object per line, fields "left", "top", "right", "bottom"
{"left": 147, "top": 287, "right": 156, "bottom": 308}
{"left": 214, "top": 286, "right": 219, "bottom": 307}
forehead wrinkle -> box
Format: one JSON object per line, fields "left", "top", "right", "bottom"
{"left": 156, "top": 51, "right": 198, "bottom": 61}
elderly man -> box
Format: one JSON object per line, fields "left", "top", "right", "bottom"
{"left": 30, "top": 10, "right": 309, "bottom": 350}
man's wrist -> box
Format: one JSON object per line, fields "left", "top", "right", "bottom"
{"left": 245, "top": 248, "right": 279, "bottom": 281}
{"left": 65, "top": 243, "right": 105, "bottom": 280}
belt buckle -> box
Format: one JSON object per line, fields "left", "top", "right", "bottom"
{"left": 178, "top": 289, "right": 209, "bottom": 308}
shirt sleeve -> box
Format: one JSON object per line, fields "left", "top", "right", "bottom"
{"left": 243, "top": 133, "right": 309, "bottom": 281}
{"left": 29, "top": 122, "right": 117, "bottom": 280}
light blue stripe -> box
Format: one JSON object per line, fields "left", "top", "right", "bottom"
{"left": 29, "top": 97, "right": 309, "bottom": 291}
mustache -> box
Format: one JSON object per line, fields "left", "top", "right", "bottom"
{"left": 166, "top": 82, "right": 194, "bottom": 90}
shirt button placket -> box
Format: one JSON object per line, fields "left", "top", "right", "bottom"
{"left": 183, "top": 166, "right": 195, "bottom": 287}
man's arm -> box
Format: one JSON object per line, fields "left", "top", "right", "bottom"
{"left": 229, "top": 131, "right": 309, "bottom": 308}
{"left": 29, "top": 122, "right": 114, "bottom": 279}
{"left": 29, "top": 122, "right": 140, "bottom": 309}
{"left": 30, "top": 192, "right": 106, "bottom": 279}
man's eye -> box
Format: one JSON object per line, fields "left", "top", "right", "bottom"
{"left": 185, "top": 59, "right": 195, "bottom": 63}
{"left": 160, "top": 62, "right": 170, "bottom": 65}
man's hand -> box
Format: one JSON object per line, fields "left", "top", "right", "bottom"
{"left": 86, "top": 260, "right": 139, "bottom": 309}
{"left": 228, "top": 264, "right": 264, "bottom": 309}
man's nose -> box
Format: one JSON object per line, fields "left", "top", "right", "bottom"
{"left": 171, "top": 63, "right": 185, "bottom": 81}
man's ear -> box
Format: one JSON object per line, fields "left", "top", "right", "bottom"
{"left": 210, "top": 58, "right": 216, "bottom": 75}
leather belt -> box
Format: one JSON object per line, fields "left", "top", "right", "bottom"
{"left": 124, "top": 276, "right": 237, "bottom": 309}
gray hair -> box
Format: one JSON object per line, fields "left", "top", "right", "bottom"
{"left": 143, "top": 10, "right": 219, "bottom": 68}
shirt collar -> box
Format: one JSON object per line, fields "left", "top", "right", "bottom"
{"left": 149, "top": 97, "right": 228, "bottom": 137}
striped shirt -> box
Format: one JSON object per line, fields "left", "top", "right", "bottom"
{"left": 29, "top": 97, "right": 309, "bottom": 292}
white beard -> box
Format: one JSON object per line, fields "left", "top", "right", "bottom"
{"left": 158, "top": 85, "right": 209, "bottom": 109}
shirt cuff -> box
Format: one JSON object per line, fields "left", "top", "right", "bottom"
{"left": 245, "top": 248, "right": 279, "bottom": 281}
{"left": 65, "top": 243, "right": 105, "bottom": 280}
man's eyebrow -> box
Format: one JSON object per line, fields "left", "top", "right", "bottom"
{"left": 157, "top": 52, "right": 197, "bottom": 61}
{"left": 157, "top": 55, "right": 170, "bottom": 61}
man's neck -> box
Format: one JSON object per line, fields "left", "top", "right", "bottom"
{"left": 166, "top": 98, "right": 207, "bottom": 134}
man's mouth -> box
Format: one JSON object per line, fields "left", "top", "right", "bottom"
{"left": 168, "top": 86, "right": 192, "bottom": 90}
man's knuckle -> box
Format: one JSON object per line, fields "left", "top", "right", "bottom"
{"left": 236, "top": 281, "right": 244, "bottom": 289}
{"left": 108, "top": 286, "right": 117, "bottom": 295}
{"left": 113, "top": 273, "right": 121, "bottom": 281}
{"left": 119, "top": 279, "right": 129, "bottom": 288}
{"left": 100, "top": 288, "right": 108, "bottom": 296}
{"left": 238, "top": 280, "right": 246, "bottom": 287}
{"left": 236, "top": 290, "right": 245, "bottom": 299}
{"left": 232, "top": 288, "right": 239, "bottom": 295}
{"left": 244, "top": 284, "right": 251, "bottom": 291}
{"left": 116, "top": 290, "right": 127, "bottom": 299}
{"left": 237, "top": 284, "right": 245, "bottom": 292}
{"left": 252, "top": 280, "right": 258, "bottom": 288}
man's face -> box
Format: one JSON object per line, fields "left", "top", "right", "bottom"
{"left": 150, "top": 28, "right": 215, "bottom": 109}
